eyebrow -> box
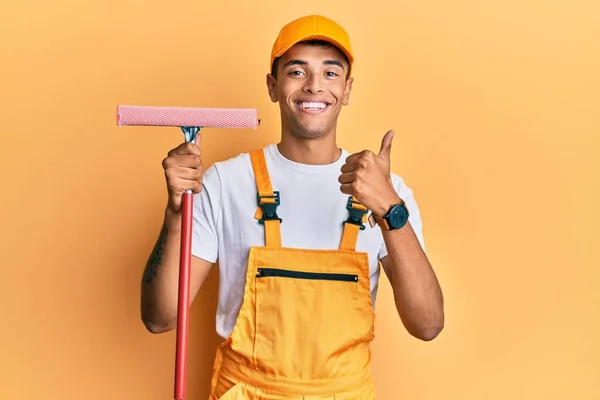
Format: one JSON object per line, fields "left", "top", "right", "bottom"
{"left": 283, "top": 59, "right": 345, "bottom": 70}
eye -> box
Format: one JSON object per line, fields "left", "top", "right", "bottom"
{"left": 288, "top": 70, "right": 305, "bottom": 76}
{"left": 326, "top": 71, "right": 339, "bottom": 77}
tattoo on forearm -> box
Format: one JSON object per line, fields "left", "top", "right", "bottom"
{"left": 142, "top": 223, "right": 168, "bottom": 284}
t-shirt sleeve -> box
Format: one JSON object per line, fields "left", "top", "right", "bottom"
{"left": 378, "top": 175, "right": 426, "bottom": 260}
{"left": 191, "top": 163, "right": 221, "bottom": 264}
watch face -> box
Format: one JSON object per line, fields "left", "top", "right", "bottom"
{"left": 389, "top": 204, "right": 409, "bottom": 228}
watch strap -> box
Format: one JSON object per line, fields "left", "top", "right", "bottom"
{"left": 374, "top": 214, "right": 390, "bottom": 230}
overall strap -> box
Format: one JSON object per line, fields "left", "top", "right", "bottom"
{"left": 339, "top": 196, "right": 369, "bottom": 251}
{"left": 249, "top": 148, "right": 282, "bottom": 248}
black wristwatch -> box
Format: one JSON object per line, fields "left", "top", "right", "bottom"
{"left": 374, "top": 202, "right": 410, "bottom": 230}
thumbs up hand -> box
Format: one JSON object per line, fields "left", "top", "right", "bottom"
{"left": 339, "top": 130, "right": 402, "bottom": 218}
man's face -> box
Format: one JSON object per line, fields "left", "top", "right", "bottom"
{"left": 266, "top": 43, "right": 354, "bottom": 139}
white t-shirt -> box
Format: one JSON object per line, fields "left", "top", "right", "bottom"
{"left": 191, "top": 144, "right": 426, "bottom": 339}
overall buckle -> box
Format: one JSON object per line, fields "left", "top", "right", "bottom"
{"left": 257, "top": 191, "right": 282, "bottom": 224}
{"left": 344, "top": 196, "right": 368, "bottom": 230}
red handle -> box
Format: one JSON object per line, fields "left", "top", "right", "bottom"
{"left": 174, "top": 191, "right": 193, "bottom": 400}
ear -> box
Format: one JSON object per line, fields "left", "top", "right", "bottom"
{"left": 342, "top": 76, "right": 354, "bottom": 106}
{"left": 266, "top": 73, "right": 278, "bottom": 103}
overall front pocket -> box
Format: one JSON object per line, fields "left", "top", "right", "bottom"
{"left": 252, "top": 265, "right": 366, "bottom": 378}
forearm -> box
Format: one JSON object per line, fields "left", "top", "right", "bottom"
{"left": 140, "top": 207, "right": 183, "bottom": 333}
{"left": 382, "top": 222, "right": 444, "bottom": 341}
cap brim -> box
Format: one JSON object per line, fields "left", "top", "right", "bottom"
{"left": 274, "top": 34, "right": 354, "bottom": 65}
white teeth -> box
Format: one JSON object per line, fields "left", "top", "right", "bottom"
{"left": 299, "top": 101, "right": 327, "bottom": 110}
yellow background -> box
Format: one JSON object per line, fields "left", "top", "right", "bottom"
{"left": 1, "top": 0, "right": 598, "bottom": 399}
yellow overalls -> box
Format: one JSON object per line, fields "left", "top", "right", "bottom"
{"left": 209, "top": 148, "right": 377, "bottom": 399}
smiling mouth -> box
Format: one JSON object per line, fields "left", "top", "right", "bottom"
{"left": 296, "top": 101, "right": 330, "bottom": 113}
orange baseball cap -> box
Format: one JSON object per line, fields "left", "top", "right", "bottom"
{"left": 270, "top": 15, "right": 354, "bottom": 76}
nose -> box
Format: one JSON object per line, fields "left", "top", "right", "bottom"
{"left": 303, "top": 73, "right": 323, "bottom": 94}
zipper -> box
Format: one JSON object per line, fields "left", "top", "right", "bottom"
{"left": 256, "top": 267, "right": 358, "bottom": 282}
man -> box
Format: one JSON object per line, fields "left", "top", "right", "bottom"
{"left": 141, "top": 14, "right": 444, "bottom": 399}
